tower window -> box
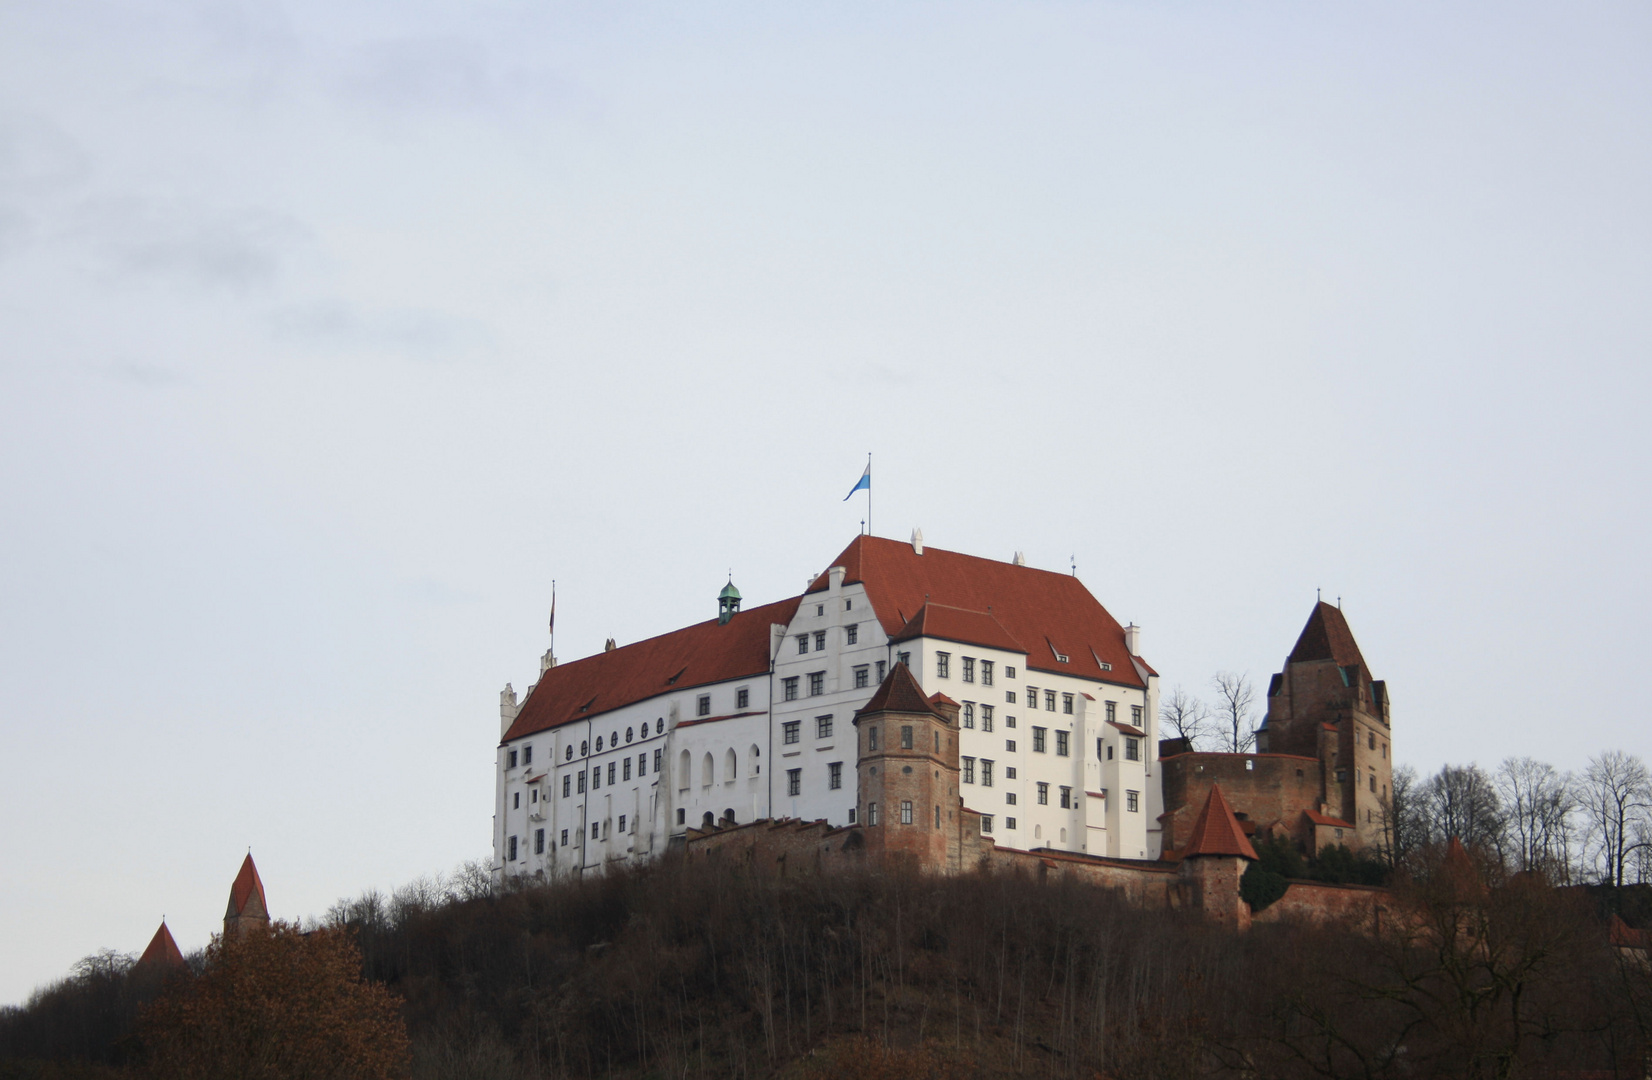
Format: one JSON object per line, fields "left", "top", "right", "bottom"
{"left": 867, "top": 726, "right": 880, "bottom": 751}
{"left": 868, "top": 801, "right": 879, "bottom": 826}
{"left": 1125, "top": 737, "right": 1140, "bottom": 762}
{"left": 900, "top": 725, "right": 913, "bottom": 749}
{"left": 1126, "top": 790, "right": 1140, "bottom": 813}
{"left": 900, "top": 800, "right": 913, "bottom": 825}
{"left": 876, "top": 660, "right": 887, "bottom": 682}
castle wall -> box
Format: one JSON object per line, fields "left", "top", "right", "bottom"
{"left": 1160, "top": 752, "right": 1323, "bottom": 853}
{"left": 1251, "top": 880, "right": 1387, "bottom": 930}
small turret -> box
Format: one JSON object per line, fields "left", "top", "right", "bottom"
{"left": 224, "top": 853, "right": 269, "bottom": 939}
{"left": 718, "top": 579, "right": 742, "bottom": 625}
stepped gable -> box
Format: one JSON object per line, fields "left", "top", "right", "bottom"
{"left": 503, "top": 596, "right": 801, "bottom": 741}
{"left": 810, "top": 535, "right": 1150, "bottom": 685}
{"left": 891, "top": 603, "right": 1024, "bottom": 653}
{"left": 1288, "top": 601, "right": 1369, "bottom": 675}
{"left": 1181, "top": 785, "right": 1258, "bottom": 860}
{"left": 855, "top": 662, "right": 942, "bottom": 718}
{"left": 136, "top": 921, "right": 186, "bottom": 971}
{"left": 226, "top": 853, "right": 268, "bottom": 921}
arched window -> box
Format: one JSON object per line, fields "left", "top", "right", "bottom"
{"left": 722, "top": 807, "right": 736, "bottom": 824}
{"left": 748, "top": 744, "right": 762, "bottom": 776}
{"left": 678, "top": 749, "right": 691, "bottom": 788}
{"left": 702, "top": 811, "right": 715, "bottom": 829}
{"left": 725, "top": 748, "right": 738, "bottom": 781}
{"left": 702, "top": 752, "right": 714, "bottom": 787}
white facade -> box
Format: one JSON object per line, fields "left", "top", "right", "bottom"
{"left": 493, "top": 536, "right": 1163, "bottom": 882}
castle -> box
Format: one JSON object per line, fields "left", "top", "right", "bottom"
{"left": 493, "top": 533, "right": 1393, "bottom": 899}
{"left": 131, "top": 853, "right": 270, "bottom": 976}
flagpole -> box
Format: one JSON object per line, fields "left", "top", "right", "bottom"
{"left": 867, "top": 452, "right": 872, "bottom": 537}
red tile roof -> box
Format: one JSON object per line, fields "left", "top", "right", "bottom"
{"left": 928, "top": 691, "right": 959, "bottom": 707}
{"left": 1108, "top": 721, "right": 1146, "bottom": 736}
{"left": 1289, "top": 602, "right": 1369, "bottom": 672}
{"left": 136, "top": 921, "right": 186, "bottom": 971}
{"left": 811, "top": 536, "right": 1149, "bottom": 685}
{"left": 856, "top": 662, "right": 942, "bottom": 718}
{"left": 1181, "top": 784, "right": 1258, "bottom": 860}
{"left": 1610, "top": 914, "right": 1649, "bottom": 949}
{"left": 502, "top": 597, "right": 801, "bottom": 742}
{"left": 1305, "top": 809, "right": 1353, "bottom": 828}
{"left": 891, "top": 603, "right": 1025, "bottom": 653}
{"left": 227, "top": 854, "right": 266, "bottom": 918}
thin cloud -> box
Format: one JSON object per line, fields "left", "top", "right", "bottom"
{"left": 67, "top": 197, "right": 307, "bottom": 292}
{"left": 270, "top": 299, "right": 495, "bottom": 362}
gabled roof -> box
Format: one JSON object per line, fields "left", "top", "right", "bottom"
{"left": 811, "top": 535, "right": 1150, "bottom": 685}
{"left": 503, "top": 596, "right": 801, "bottom": 742}
{"left": 136, "top": 922, "right": 186, "bottom": 971}
{"left": 1288, "top": 601, "right": 1369, "bottom": 672}
{"left": 1305, "top": 809, "right": 1353, "bottom": 828}
{"left": 855, "top": 662, "right": 942, "bottom": 718}
{"left": 227, "top": 854, "right": 267, "bottom": 919}
{"left": 890, "top": 603, "right": 1025, "bottom": 653}
{"left": 1182, "top": 785, "right": 1258, "bottom": 860}
{"left": 1610, "top": 914, "right": 1649, "bottom": 950}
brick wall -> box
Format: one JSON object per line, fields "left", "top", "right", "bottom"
{"left": 1160, "top": 752, "right": 1323, "bottom": 852}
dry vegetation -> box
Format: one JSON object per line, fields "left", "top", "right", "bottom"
{"left": 4, "top": 851, "right": 1650, "bottom": 1080}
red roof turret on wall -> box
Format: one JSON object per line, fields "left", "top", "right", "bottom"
{"left": 136, "top": 921, "right": 187, "bottom": 971}
{"left": 1181, "top": 785, "right": 1259, "bottom": 861}
{"left": 856, "top": 662, "right": 943, "bottom": 718}
{"left": 227, "top": 853, "right": 267, "bottom": 919}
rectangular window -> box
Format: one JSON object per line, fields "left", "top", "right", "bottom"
{"left": 1006, "top": 690, "right": 1016, "bottom": 704}
{"left": 577, "top": 770, "right": 587, "bottom": 794}
{"left": 900, "top": 725, "right": 913, "bottom": 749}
{"left": 962, "top": 756, "right": 976, "bottom": 783}
{"left": 523, "top": 745, "right": 533, "bottom": 764}
{"left": 936, "top": 652, "right": 951, "bottom": 678}
{"left": 845, "top": 624, "right": 858, "bottom": 645}
{"left": 560, "top": 829, "right": 568, "bottom": 847}
{"left": 814, "top": 630, "right": 826, "bottom": 651}
{"left": 797, "top": 634, "right": 809, "bottom": 654}
{"left": 653, "top": 748, "right": 662, "bottom": 773}
{"left": 508, "top": 835, "right": 518, "bottom": 860}
{"left": 808, "top": 671, "right": 825, "bottom": 696}
{"left": 1106, "top": 701, "right": 1116, "bottom": 723}
{"left": 563, "top": 775, "right": 571, "bottom": 798}
{"left": 697, "top": 695, "right": 711, "bottom": 717}
{"left": 1126, "top": 790, "right": 1140, "bottom": 813}
{"left": 787, "top": 769, "right": 801, "bottom": 797}
{"left": 1005, "top": 792, "right": 1017, "bottom": 805}
{"left": 1037, "top": 782, "right": 1049, "bottom": 805}
{"left": 962, "top": 657, "right": 975, "bottom": 683}
{"left": 618, "top": 814, "right": 626, "bottom": 833}
{"left": 1005, "top": 739, "right": 1017, "bottom": 753}
{"left": 981, "top": 759, "right": 995, "bottom": 787}
{"left": 783, "top": 721, "right": 800, "bottom": 745}
{"left": 623, "top": 757, "right": 632, "bottom": 781}
{"left": 962, "top": 702, "right": 975, "bottom": 729}
{"left": 1005, "top": 766, "right": 1017, "bottom": 779}
{"left": 1005, "top": 817, "right": 1016, "bottom": 830}
{"left": 1060, "top": 786, "right": 1072, "bottom": 809}
{"left": 783, "top": 677, "right": 799, "bottom": 701}
{"left": 816, "top": 715, "right": 833, "bottom": 738}
{"left": 868, "top": 801, "right": 879, "bottom": 826}
{"left": 535, "top": 828, "right": 545, "bottom": 854}
{"left": 530, "top": 788, "right": 536, "bottom": 803}
{"left": 1032, "top": 727, "right": 1047, "bottom": 753}
{"left": 829, "top": 761, "right": 843, "bottom": 789}
{"left": 981, "top": 705, "right": 994, "bottom": 732}
{"left": 1027, "top": 686, "right": 1038, "bottom": 709}
{"left": 638, "top": 753, "right": 647, "bottom": 776}
{"left": 867, "top": 726, "right": 879, "bottom": 751}
{"left": 1056, "top": 731, "right": 1070, "bottom": 757}
{"left": 900, "top": 800, "right": 913, "bottom": 825}
{"left": 1125, "top": 737, "right": 1140, "bottom": 762}
{"left": 981, "top": 815, "right": 994, "bottom": 833}
{"left": 1107, "top": 744, "right": 1114, "bottom": 760}
{"left": 591, "top": 823, "right": 599, "bottom": 840}
{"left": 1045, "top": 690, "right": 1057, "bottom": 712}
{"left": 737, "top": 687, "right": 749, "bottom": 709}
{"left": 1131, "top": 705, "right": 1143, "bottom": 725}
{"left": 981, "top": 660, "right": 994, "bottom": 686}
{"left": 508, "top": 749, "right": 518, "bottom": 768}
{"left": 854, "top": 665, "right": 870, "bottom": 689}
{"left": 876, "top": 660, "right": 887, "bottom": 682}
{"left": 1062, "top": 693, "right": 1074, "bottom": 715}
{"left": 607, "top": 762, "right": 616, "bottom": 785}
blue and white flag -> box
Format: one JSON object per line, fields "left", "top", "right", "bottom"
{"left": 843, "top": 463, "right": 871, "bottom": 500}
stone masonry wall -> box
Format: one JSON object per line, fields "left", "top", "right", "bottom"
{"left": 1160, "top": 752, "right": 1323, "bottom": 852}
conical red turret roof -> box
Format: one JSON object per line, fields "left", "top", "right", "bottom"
{"left": 1182, "top": 784, "right": 1258, "bottom": 860}
{"left": 135, "top": 921, "right": 186, "bottom": 971}
{"left": 226, "top": 853, "right": 268, "bottom": 919}
{"left": 855, "top": 662, "right": 942, "bottom": 718}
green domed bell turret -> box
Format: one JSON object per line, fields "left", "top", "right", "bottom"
{"left": 718, "top": 579, "right": 742, "bottom": 624}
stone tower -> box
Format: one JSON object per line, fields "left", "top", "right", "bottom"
{"left": 1177, "top": 784, "right": 1258, "bottom": 929}
{"left": 853, "top": 663, "right": 973, "bottom": 872}
{"left": 1257, "top": 602, "right": 1392, "bottom": 851}
{"left": 223, "top": 853, "right": 270, "bottom": 938}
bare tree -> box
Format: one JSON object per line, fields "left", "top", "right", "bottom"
{"left": 1209, "top": 672, "right": 1257, "bottom": 753}
{"left": 1497, "top": 757, "right": 1577, "bottom": 880}
{"left": 1420, "top": 763, "right": 1505, "bottom": 856}
{"left": 1377, "top": 764, "right": 1424, "bottom": 867}
{"left": 1158, "top": 685, "right": 1211, "bottom": 750}
{"left": 1580, "top": 749, "right": 1652, "bottom": 887}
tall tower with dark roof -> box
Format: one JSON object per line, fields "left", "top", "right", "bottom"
{"left": 223, "top": 853, "right": 270, "bottom": 938}
{"left": 1257, "top": 602, "right": 1392, "bottom": 851}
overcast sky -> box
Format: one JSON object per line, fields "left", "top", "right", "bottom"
{"left": 2, "top": 0, "right": 1649, "bottom": 1004}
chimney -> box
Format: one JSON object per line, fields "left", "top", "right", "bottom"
{"left": 1124, "top": 624, "right": 1141, "bottom": 657}
{"left": 911, "top": 528, "right": 924, "bottom": 555}
{"left": 828, "top": 565, "right": 846, "bottom": 592}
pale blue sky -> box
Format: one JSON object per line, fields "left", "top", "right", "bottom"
{"left": 2, "top": 1, "right": 1649, "bottom": 1003}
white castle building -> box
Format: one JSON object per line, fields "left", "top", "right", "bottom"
{"left": 493, "top": 533, "right": 1163, "bottom": 880}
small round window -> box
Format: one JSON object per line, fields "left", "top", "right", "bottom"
{"left": 626, "top": 728, "right": 634, "bottom": 743}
